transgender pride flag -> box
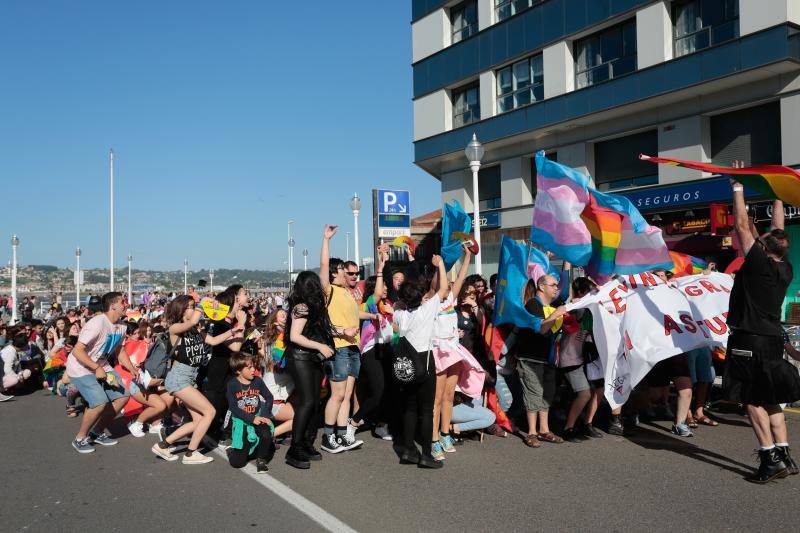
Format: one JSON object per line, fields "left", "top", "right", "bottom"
{"left": 530, "top": 151, "right": 672, "bottom": 275}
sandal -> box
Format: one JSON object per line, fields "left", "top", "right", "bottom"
{"left": 537, "top": 432, "right": 564, "bottom": 444}
{"left": 687, "top": 416, "right": 699, "bottom": 429}
{"left": 524, "top": 434, "right": 541, "bottom": 448}
{"left": 696, "top": 415, "right": 718, "bottom": 427}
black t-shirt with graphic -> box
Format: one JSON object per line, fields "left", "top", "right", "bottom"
{"left": 225, "top": 376, "right": 273, "bottom": 424}
{"left": 728, "top": 241, "right": 793, "bottom": 336}
{"left": 173, "top": 329, "right": 211, "bottom": 367}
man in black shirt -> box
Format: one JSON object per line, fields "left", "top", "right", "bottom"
{"left": 725, "top": 165, "right": 800, "bottom": 483}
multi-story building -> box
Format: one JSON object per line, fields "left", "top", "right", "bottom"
{"left": 412, "top": 0, "right": 800, "bottom": 281}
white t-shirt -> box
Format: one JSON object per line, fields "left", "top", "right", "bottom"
{"left": 432, "top": 292, "right": 458, "bottom": 348}
{"left": 65, "top": 314, "right": 126, "bottom": 378}
{"left": 1, "top": 344, "right": 20, "bottom": 377}
{"left": 393, "top": 294, "right": 442, "bottom": 353}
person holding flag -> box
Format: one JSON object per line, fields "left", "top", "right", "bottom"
{"left": 724, "top": 161, "right": 800, "bottom": 483}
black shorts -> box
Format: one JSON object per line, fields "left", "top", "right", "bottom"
{"left": 645, "top": 353, "right": 690, "bottom": 387}
{"left": 723, "top": 330, "right": 800, "bottom": 406}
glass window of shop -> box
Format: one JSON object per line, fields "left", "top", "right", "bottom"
{"left": 673, "top": 0, "right": 739, "bottom": 58}
{"left": 496, "top": 54, "right": 544, "bottom": 114}
{"left": 479, "top": 165, "right": 502, "bottom": 210}
{"left": 710, "top": 102, "right": 781, "bottom": 167}
{"left": 594, "top": 130, "right": 658, "bottom": 191}
{"left": 452, "top": 83, "right": 481, "bottom": 128}
{"left": 494, "top": 0, "right": 543, "bottom": 23}
{"left": 451, "top": 0, "right": 478, "bottom": 44}
{"left": 575, "top": 19, "right": 637, "bottom": 90}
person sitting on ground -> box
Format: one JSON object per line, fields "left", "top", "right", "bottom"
{"left": 1, "top": 332, "right": 33, "bottom": 396}
{"left": 225, "top": 351, "right": 275, "bottom": 474}
{"left": 260, "top": 308, "right": 295, "bottom": 439}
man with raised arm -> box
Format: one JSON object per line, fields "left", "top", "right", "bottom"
{"left": 724, "top": 162, "right": 800, "bottom": 483}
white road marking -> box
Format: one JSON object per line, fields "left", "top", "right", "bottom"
{"left": 211, "top": 448, "right": 358, "bottom": 533}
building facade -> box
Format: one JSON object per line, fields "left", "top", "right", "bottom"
{"left": 412, "top": 0, "right": 800, "bottom": 278}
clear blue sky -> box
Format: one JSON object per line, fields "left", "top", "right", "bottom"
{"left": 0, "top": 1, "right": 440, "bottom": 271}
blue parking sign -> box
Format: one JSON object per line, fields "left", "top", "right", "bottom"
{"left": 378, "top": 190, "right": 410, "bottom": 215}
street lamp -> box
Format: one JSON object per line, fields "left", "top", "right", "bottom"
{"left": 303, "top": 249, "right": 309, "bottom": 271}
{"left": 287, "top": 220, "right": 294, "bottom": 287}
{"left": 10, "top": 235, "right": 19, "bottom": 325}
{"left": 127, "top": 254, "right": 133, "bottom": 305}
{"left": 350, "top": 193, "right": 361, "bottom": 269}
{"left": 209, "top": 268, "right": 214, "bottom": 294}
{"left": 183, "top": 259, "right": 188, "bottom": 294}
{"left": 465, "top": 133, "right": 485, "bottom": 275}
{"left": 109, "top": 148, "right": 115, "bottom": 291}
{"left": 346, "top": 232, "right": 351, "bottom": 261}
{"left": 75, "top": 246, "right": 81, "bottom": 308}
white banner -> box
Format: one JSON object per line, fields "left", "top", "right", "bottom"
{"left": 567, "top": 272, "right": 733, "bottom": 408}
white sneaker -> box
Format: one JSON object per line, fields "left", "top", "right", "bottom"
{"left": 345, "top": 420, "right": 358, "bottom": 442}
{"left": 182, "top": 451, "right": 214, "bottom": 465}
{"left": 151, "top": 442, "right": 178, "bottom": 461}
{"left": 374, "top": 423, "right": 393, "bottom": 441}
{"left": 127, "top": 420, "right": 146, "bottom": 438}
{"left": 0, "top": 393, "right": 14, "bottom": 402}
{"left": 148, "top": 423, "right": 163, "bottom": 435}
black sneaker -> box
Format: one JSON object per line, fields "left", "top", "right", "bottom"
{"left": 608, "top": 415, "right": 624, "bottom": 436}
{"left": 418, "top": 454, "right": 444, "bottom": 469}
{"left": 580, "top": 423, "right": 603, "bottom": 439}
{"left": 285, "top": 446, "right": 310, "bottom": 469}
{"left": 256, "top": 459, "right": 269, "bottom": 474}
{"left": 776, "top": 446, "right": 799, "bottom": 476}
{"left": 321, "top": 433, "right": 344, "bottom": 454}
{"left": 746, "top": 448, "right": 789, "bottom": 484}
{"left": 304, "top": 443, "right": 322, "bottom": 461}
{"left": 399, "top": 448, "right": 421, "bottom": 465}
{"left": 562, "top": 427, "right": 585, "bottom": 443}
{"left": 336, "top": 433, "right": 364, "bottom": 451}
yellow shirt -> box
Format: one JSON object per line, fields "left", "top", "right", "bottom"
{"left": 327, "top": 284, "right": 360, "bottom": 348}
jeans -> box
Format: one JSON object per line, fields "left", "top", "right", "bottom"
{"left": 324, "top": 345, "right": 361, "bottom": 382}
{"left": 286, "top": 353, "right": 323, "bottom": 448}
{"left": 398, "top": 351, "right": 436, "bottom": 456}
{"left": 451, "top": 396, "right": 496, "bottom": 432}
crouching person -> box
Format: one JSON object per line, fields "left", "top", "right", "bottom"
{"left": 226, "top": 352, "right": 276, "bottom": 473}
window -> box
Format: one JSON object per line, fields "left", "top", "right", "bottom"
{"left": 594, "top": 130, "right": 658, "bottom": 191}
{"left": 451, "top": 1, "right": 478, "bottom": 44}
{"left": 710, "top": 102, "right": 781, "bottom": 167}
{"left": 496, "top": 54, "right": 544, "bottom": 113}
{"left": 673, "top": 0, "right": 739, "bottom": 57}
{"left": 575, "top": 20, "right": 637, "bottom": 89}
{"left": 479, "top": 166, "right": 502, "bottom": 210}
{"left": 452, "top": 84, "right": 480, "bottom": 128}
{"left": 494, "top": 0, "right": 543, "bottom": 23}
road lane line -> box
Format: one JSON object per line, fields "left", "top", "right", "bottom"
{"left": 211, "top": 448, "right": 358, "bottom": 533}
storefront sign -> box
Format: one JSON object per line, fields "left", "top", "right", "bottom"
{"left": 619, "top": 177, "right": 758, "bottom": 212}
{"left": 471, "top": 211, "right": 501, "bottom": 230}
{"left": 752, "top": 202, "right": 800, "bottom": 224}
{"left": 667, "top": 218, "right": 710, "bottom": 235}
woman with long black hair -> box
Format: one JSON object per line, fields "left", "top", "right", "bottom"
{"left": 284, "top": 271, "right": 336, "bottom": 470}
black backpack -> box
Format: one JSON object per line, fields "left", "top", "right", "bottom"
{"left": 143, "top": 332, "right": 174, "bottom": 380}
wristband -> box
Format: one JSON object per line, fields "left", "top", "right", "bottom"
{"left": 733, "top": 185, "right": 744, "bottom": 192}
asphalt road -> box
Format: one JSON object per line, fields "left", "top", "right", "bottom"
{"left": 2, "top": 391, "right": 800, "bottom": 532}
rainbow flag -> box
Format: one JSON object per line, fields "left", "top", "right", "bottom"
{"left": 640, "top": 155, "right": 800, "bottom": 206}
{"left": 532, "top": 151, "right": 672, "bottom": 275}
{"left": 271, "top": 333, "right": 286, "bottom": 369}
{"left": 669, "top": 251, "right": 708, "bottom": 277}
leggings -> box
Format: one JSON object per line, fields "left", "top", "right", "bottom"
{"left": 228, "top": 424, "right": 275, "bottom": 468}
{"left": 352, "top": 347, "right": 385, "bottom": 425}
{"left": 286, "top": 354, "right": 323, "bottom": 448}
{"left": 398, "top": 351, "right": 436, "bottom": 456}
{"left": 202, "top": 357, "right": 231, "bottom": 437}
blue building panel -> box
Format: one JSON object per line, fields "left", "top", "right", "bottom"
{"left": 414, "top": 25, "right": 799, "bottom": 163}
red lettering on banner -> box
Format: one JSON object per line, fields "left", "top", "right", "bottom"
{"left": 704, "top": 316, "right": 727, "bottom": 335}
{"left": 695, "top": 321, "right": 710, "bottom": 339}
{"left": 626, "top": 275, "right": 639, "bottom": 289}
{"left": 639, "top": 272, "right": 658, "bottom": 286}
{"left": 699, "top": 280, "right": 721, "bottom": 293}
{"left": 624, "top": 331, "right": 633, "bottom": 351}
{"left": 684, "top": 285, "right": 702, "bottom": 296}
{"left": 664, "top": 315, "right": 683, "bottom": 335}
{"left": 610, "top": 288, "right": 627, "bottom": 313}
{"left": 722, "top": 311, "right": 728, "bottom": 319}
{"left": 721, "top": 284, "right": 731, "bottom": 293}
{"left": 680, "top": 314, "right": 697, "bottom": 333}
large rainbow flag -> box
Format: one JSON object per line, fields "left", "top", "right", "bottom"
{"left": 640, "top": 155, "right": 800, "bottom": 206}
{"left": 531, "top": 152, "right": 672, "bottom": 275}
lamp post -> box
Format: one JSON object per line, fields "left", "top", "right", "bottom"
{"left": 209, "top": 269, "right": 214, "bottom": 294}
{"left": 287, "top": 220, "right": 294, "bottom": 287}
{"left": 350, "top": 193, "right": 361, "bottom": 269}
{"left": 127, "top": 254, "right": 133, "bottom": 305}
{"left": 346, "top": 232, "right": 351, "bottom": 261}
{"left": 75, "top": 246, "right": 81, "bottom": 309}
{"left": 465, "top": 133, "right": 485, "bottom": 275}
{"left": 109, "top": 148, "right": 115, "bottom": 291}
{"left": 183, "top": 259, "right": 188, "bottom": 294}
{"left": 10, "top": 235, "right": 19, "bottom": 325}
{"left": 303, "top": 249, "right": 308, "bottom": 270}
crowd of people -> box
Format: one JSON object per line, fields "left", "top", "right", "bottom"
{"left": 2, "top": 175, "right": 800, "bottom": 483}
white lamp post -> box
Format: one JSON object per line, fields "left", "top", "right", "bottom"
{"left": 127, "top": 254, "right": 133, "bottom": 305}
{"left": 287, "top": 220, "right": 294, "bottom": 287}
{"left": 109, "top": 149, "right": 115, "bottom": 291}
{"left": 209, "top": 269, "right": 214, "bottom": 294}
{"left": 303, "top": 249, "right": 308, "bottom": 270}
{"left": 10, "top": 235, "right": 19, "bottom": 325}
{"left": 346, "top": 232, "right": 351, "bottom": 261}
{"left": 75, "top": 246, "right": 81, "bottom": 309}
{"left": 350, "top": 193, "right": 361, "bottom": 269}
{"left": 465, "top": 133, "right": 485, "bottom": 275}
{"left": 183, "top": 259, "right": 188, "bottom": 294}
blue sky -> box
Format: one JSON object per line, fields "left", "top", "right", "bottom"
{"left": 0, "top": 1, "right": 439, "bottom": 271}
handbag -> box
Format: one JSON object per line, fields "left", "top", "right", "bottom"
{"left": 391, "top": 336, "right": 430, "bottom": 386}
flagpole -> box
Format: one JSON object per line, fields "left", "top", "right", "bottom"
{"left": 110, "top": 148, "right": 115, "bottom": 291}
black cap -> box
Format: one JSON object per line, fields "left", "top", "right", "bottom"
{"left": 87, "top": 295, "right": 102, "bottom": 313}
